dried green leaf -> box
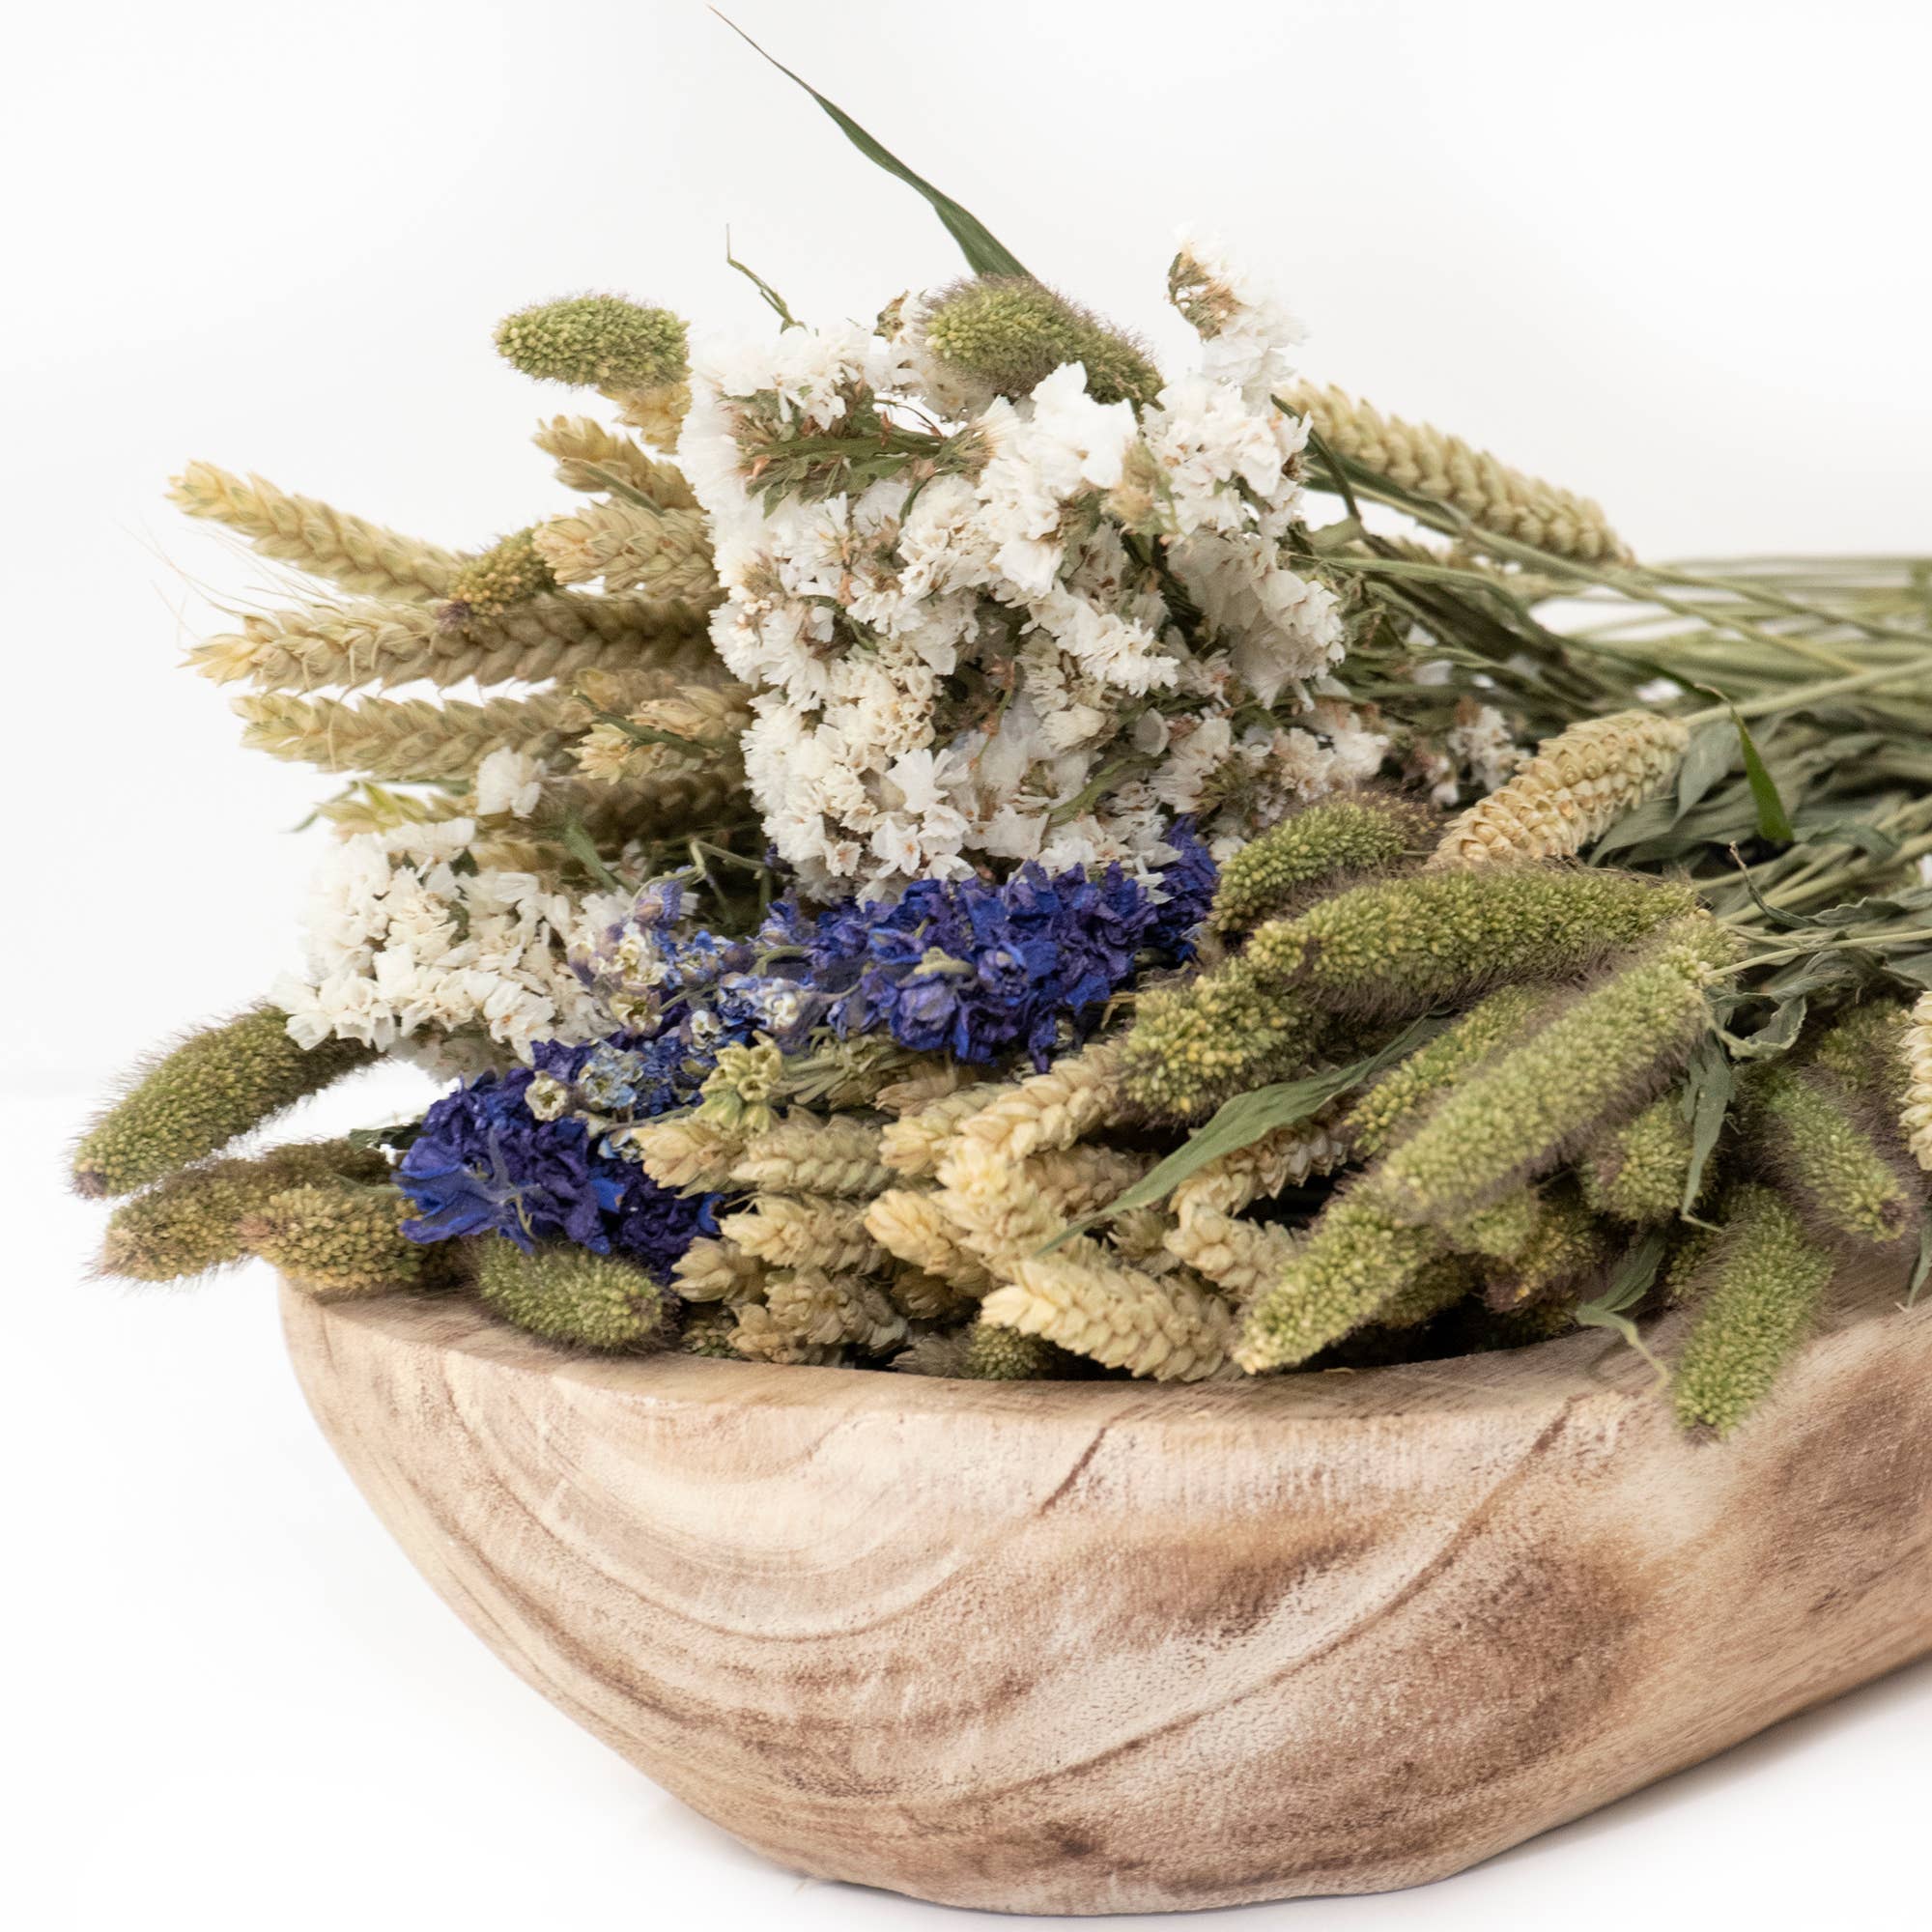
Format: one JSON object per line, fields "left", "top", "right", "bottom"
{"left": 717, "top": 13, "right": 1031, "bottom": 278}
{"left": 559, "top": 813, "right": 622, "bottom": 892}
{"left": 1575, "top": 1227, "right": 1671, "bottom": 1383}
{"left": 1679, "top": 1035, "right": 1736, "bottom": 1223}
{"left": 1675, "top": 722, "right": 1737, "bottom": 815}
{"left": 1722, "top": 995, "right": 1807, "bottom": 1060}
{"left": 1734, "top": 712, "right": 1796, "bottom": 843}
{"left": 724, "top": 237, "right": 801, "bottom": 328}
{"left": 1041, "top": 1014, "right": 1445, "bottom": 1249}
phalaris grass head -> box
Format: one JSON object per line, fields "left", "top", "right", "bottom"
{"left": 494, "top": 296, "right": 689, "bottom": 393}
{"left": 918, "top": 277, "right": 1161, "bottom": 411}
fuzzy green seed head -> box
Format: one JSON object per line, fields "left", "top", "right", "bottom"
{"left": 99, "top": 1159, "right": 281, "bottom": 1282}
{"left": 96, "top": 1140, "right": 391, "bottom": 1283}
{"left": 1120, "top": 967, "right": 1321, "bottom": 1120}
{"left": 1662, "top": 1222, "right": 1722, "bottom": 1308}
{"left": 259, "top": 1138, "right": 393, "bottom": 1187}
{"left": 1210, "top": 795, "right": 1436, "bottom": 936}
{"left": 1244, "top": 866, "right": 1701, "bottom": 1022}
{"left": 1580, "top": 1094, "right": 1696, "bottom": 1224}
{"left": 242, "top": 1183, "right": 431, "bottom": 1299}
{"left": 72, "top": 1009, "right": 376, "bottom": 1199}
{"left": 962, "top": 1318, "right": 1066, "bottom": 1380}
{"left": 495, "top": 296, "right": 688, "bottom": 392}
{"left": 1807, "top": 1000, "right": 1911, "bottom": 1113}
{"left": 1460, "top": 1295, "right": 1581, "bottom": 1351}
{"left": 1236, "top": 1189, "right": 1440, "bottom": 1371}
{"left": 1371, "top": 932, "right": 1718, "bottom": 1228}
{"left": 1344, "top": 984, "right": 1547, "bottom": 1159}
{"left": 1373, "top": 1253, "right": 1477, "bottom": 1330}
{"left": 1480, "top": 1185, "right": 1608, "bottom": 1309}
{"left": 475, "top": 1239, "right": 670, "bottom": 1351}
{"left": 1748, "top": 1064, "right": 1919, "bottom": 1247}
{"left": 1671, "top": 1183, "right": 1831, "bottom": 1436}
{"left": 1446, "top": 1185, "right": 1545, "bottom": 1262}
{"left": 679, "top": 1309, "right": 740, "bottom": 1358}
{"left": 442, "top": 528, "right": 556, "bottom": 621}
{"left": 920, "top": 277, "right": 1162, "bottom": 411}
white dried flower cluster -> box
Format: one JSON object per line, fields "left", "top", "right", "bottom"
{"left": 676, "top": 247, "right": 1374, "bottom": 896}
{"left": 1444, "top": 701, "right": 1526, "bottom": 795}
{"left": 1166, "top": 229, "right": 1307, "bottom": 408}
{"left": 273, "top": 818, "right": 623, "bottom": 1061}
{"left": 473, "top": 747, "right": 543, "bottom": 818}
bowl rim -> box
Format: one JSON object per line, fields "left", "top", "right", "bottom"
{"left": 282, "top": 1248, "right": 1919, "bottom": 1431}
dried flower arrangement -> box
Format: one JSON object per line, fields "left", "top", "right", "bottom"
{"left": 75, "top": 47, "right": 1932, "bottom": 1453}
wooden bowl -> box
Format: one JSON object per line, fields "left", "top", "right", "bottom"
{"left": 281, "top": 1260, "right": 1932, "bottom": 1916}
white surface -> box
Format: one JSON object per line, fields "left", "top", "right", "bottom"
{"left": 6, "top": 1, "right": 1928, "bottom": 1925}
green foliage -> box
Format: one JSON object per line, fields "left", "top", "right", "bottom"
{"left": 494, "top": 296, "right": 688, "bottom": 391}
{"left": 1092, "top": 1014, "right": 1436, "bottom": 1231}
{"left": 476, "top": 1240, "right": 670, "bottom": 1351}
{"left": 72, "top": 1009, "right": 375, "bottom": 1198}
{"left": 1671, "top": 1185, "right": 1832, "bottom": 1436}
{"left": 1209, "top": 793, "right": 1435, "bottom": 935}
{"left": 1732, "top": 710, "right": 1796, "bottom": 843}
{"left": 719, "top": 15, "right": 1031, "bottom": 278}
{"left": 921, "top": 277, "right": 1160, "bottom": 410}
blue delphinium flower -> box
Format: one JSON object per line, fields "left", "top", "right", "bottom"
{"left": 397, "top": 1065, "right": 719, "bottom": 1275}
{"left": 758, "top": 823, "right": 1217, "bottom": 1067}
{"left": 400, "top": 832, "right": 1217, "bottom": 1268}
{"left": 1145, "top": 819, "right": 1217, "bottom": 957}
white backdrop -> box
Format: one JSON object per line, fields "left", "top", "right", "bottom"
{"left": 8, "top": 3, "right": 1929, "bottom": 1927}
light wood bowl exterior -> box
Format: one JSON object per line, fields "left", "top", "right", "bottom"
{"left": 281, "top": 1260, "right": 1932, "bottom": 1916}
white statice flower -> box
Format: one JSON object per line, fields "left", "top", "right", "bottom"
{"left": 1152, "top": 715, "right": 1236, "bottom": 812}
{"left": 975, "top": 370, "right": 1137, "bottom": 596}
{"left": 1445, "top": 701, "right": 1526, "bottom": 795}
{"left": 1140, "top": 374, "right": 1302, "bottom": 536}
{"left": 473, "top": 748, "right": 543, "bottom": 818}
{"left": 275, "top": 828, "right": 613, "bottom": 1061}
{"left": 672, "top": 251, "right": 1373, "bottom": 897}
{"left": 1169, "top": 228, "right": 1307, "bottom": 407}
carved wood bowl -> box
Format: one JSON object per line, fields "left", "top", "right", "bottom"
{"left": 281, "top": 1259, "right": 1932, "bottom": 1916}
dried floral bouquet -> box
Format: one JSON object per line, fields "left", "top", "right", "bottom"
{"left": 75, "top": 61, "right": 1932, "bottom": 1440}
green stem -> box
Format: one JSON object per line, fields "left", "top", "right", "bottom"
{"left": 1725, "top": 924, "right": 1932, "bottom": 970}
{"left": 1682, "top": 653, "right": 1932, "bottom": 727}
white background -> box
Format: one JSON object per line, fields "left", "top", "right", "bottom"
{"left": 7, "top": 2, "right": 1929, "bottom": 1926}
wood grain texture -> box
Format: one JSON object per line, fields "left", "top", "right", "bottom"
{"left": 281, "top": 1260, "right": 1932, "bottom": 1915}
